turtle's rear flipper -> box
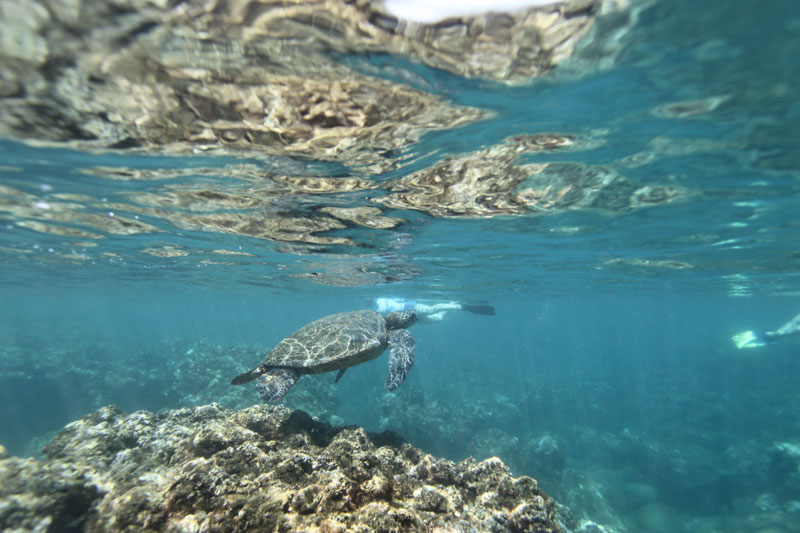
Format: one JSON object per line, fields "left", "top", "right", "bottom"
{"left": 231, "top": 367, "right": 263, "bottom": 385}
{"left": 385, "top": 329, "right": 415, "bottom": 392}
{"left": 256, "top": 368, "right": 300, "bottom": 402}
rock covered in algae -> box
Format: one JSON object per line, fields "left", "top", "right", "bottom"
{"left": 0, "top": 404, "right": 561, "bottom": 532}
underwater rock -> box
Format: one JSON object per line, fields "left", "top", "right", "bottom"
{"left": 573, "top": 520, "right": 623, "bottom": 533}
{"left": 0, "top": 404, "right": 562, "bottom": 532}
{"left": 374, "top": 389, "right": 473, "bottom": 459}
{"left": 468, "top": 428, "right": 523, "bottom": 469}
{"left": 524, "top": 433, "right": 568, "bottom": 479}
{"left": 620, "top": 482, "right": 659, "bottom": 510}
{"left": 555, "top": 469, "right": 627, "bottom": 533}
{"left": 767, "top": 441, "right": 800, "bottom": 495}
{"left": 630, "top": 502, "right": 682, "bottom": 533}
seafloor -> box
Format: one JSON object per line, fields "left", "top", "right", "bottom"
{"left": 2, "top": 338, "right": 799, "bottom": 532}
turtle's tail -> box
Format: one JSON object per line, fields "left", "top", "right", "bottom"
{"left": 231, "top": 367, "right": 262, "bottom": 385}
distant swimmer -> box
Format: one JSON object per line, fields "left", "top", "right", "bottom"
{"left": 732, "top": 312, "right": 800, "bottom": 349}
{"left": 375, "top": 297, "right": 495, "bottom": 323}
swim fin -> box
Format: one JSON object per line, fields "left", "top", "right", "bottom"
{"left": 732, "top": 330, "right": 767, "bottom": 349}
{"left": 461, "top": 303, "right": 496, "bottom": 316}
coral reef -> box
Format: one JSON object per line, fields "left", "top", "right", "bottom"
{"left": 0, "top": 403, "right": 561, "bottom": 532}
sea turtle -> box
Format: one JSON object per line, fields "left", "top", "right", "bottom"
{"left": 231, "top": 310, "right": 418, "bottom": 402}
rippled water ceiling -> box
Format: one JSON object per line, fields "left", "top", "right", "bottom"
{"left": 0, "top": 1, "right": 677, "bottom": 248}
{"left": 2, "top": 0, "right": 798, "bottom": 295}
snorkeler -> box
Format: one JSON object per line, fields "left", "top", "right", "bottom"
{"left": 732, "top": 312, "right": 800, "bottom": 349}
{"left": 375, "top": 297, "right": 495, "bottom": 323}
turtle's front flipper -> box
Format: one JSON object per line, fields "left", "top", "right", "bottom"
{"left": 256, "top": 368, "right": 300, "bottom": 402}
{"left": 335, "top": 368, "right": 347, "bottom": 383}
{"left": 385, "top": 329, "right": 415, "bottom": 391}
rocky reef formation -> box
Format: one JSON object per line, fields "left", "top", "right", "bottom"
{"left": 0, "top": 403, "right": 561, "bottom": 532}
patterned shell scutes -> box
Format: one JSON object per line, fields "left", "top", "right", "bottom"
{"left": 263, "top": 310, "right": 387, "bottom": 369}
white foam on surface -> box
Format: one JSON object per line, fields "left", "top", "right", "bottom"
{"left": 383, "top": 0, "right": 560, "bottom": 23}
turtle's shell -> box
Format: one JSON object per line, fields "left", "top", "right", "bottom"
{"left": 261, "top": 310, "right": 388, "bottom": 374}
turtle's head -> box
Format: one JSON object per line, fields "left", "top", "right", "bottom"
{"left": 385, "top": 310, "right": 417, "bottom": 330}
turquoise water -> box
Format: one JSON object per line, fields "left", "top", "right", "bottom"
{"left": 2, "top": 1, "right": 800, "bottom": 531}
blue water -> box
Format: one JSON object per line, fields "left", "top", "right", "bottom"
{"left": 2, "top": 1, "right": 800, "bottom": 531}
